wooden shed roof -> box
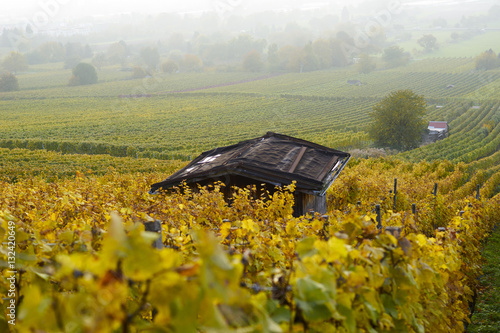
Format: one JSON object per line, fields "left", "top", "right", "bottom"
{"left": 150, "top": 132, "right": 350, "bottom": 196}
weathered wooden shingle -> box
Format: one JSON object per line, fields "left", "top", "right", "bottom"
{"left": 150, "top": 132, "right": 350, "bottom": 196}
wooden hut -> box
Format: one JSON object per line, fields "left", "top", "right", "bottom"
{"left": 149, "top": 132, "right": 351, "bottom": 216}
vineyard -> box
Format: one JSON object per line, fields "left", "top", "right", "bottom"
{"left": 1, "top": 157, "right": 499, "bottom": 331}
{"left": 1, "top": 57, "right": 500, "bottom": 162}
{"left": 0, "top": 148, "right": 184, "bottom": 182}
{"left": 1, "top": 55, "right": 500, "bottom": 331}
{"left": 0, "top": 94, "right": 375, "bottom": 157}
{"left": 202, "top": 57, "right": 500, "bottom": 100}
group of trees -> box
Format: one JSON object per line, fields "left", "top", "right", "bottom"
{"left": 475, "top": 49, "right": 500, "bottom": 70}
{"left": 92, "top": 34, "right": 361, "bottom": 75}
{"left": 1, "top": 51, "right": 28, "bottom": 73}
{"left": 459, "top": 5, "right": 500, "bottom": 28}
{"left": 236, "top": 34, "right": 377, "bottom": 73}
{"left": 89, "top": 40, "right": 200, "bottom": 74}
{"left": 0, "top": 19, "right": 404, "bottom": 76}
{"left": 355, "top": 46, "right": 411, "bottom": 75}
{"left": 88, "top": 26, "right": 383, "bottom": 75}
{"left": 0, "top": 50, "right": 98, "bottom": 87}
{"left": 382, "top": 46, "right": 410, "bottom": 68}
{"left": 25, "top": 41, "right": 93, "bottom": 69}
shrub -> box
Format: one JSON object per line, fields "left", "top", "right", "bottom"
{"left": 0, "top": 72, "right": 19, "bottom": 92}
{"left": 68, "top": 62, "right": 98, "bottom": 86}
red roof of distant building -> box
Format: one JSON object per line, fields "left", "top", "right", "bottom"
{"left": 428, "top": 121, "right": 448, "bottom": 129}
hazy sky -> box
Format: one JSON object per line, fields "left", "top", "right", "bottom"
{"left": 1, "top": 0, "right": 494, "bottom": 23}
{"left": 2, "top": 0, "right": 350, "bottom": 18}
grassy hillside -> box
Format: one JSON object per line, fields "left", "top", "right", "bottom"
{"left": 395, "top": 30, "right": 500, "bottom": 58}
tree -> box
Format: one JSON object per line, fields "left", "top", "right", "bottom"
{"left": 25, "top": 41, "right": 64, "bottom": 65}
{"left": 132, "top": 66, "right": 148, "bottom": 79}
{"left": 475, "top": 49, "right": 499, "bottom": 70}
{"left": 91, "top": 52, "right": 107, "bottom": 70}
{"left": 312, "top": 39, "right": 333, "bottom": 69}
{"left": 0, "top": 72, "right": 19, "bottom": 92}
{"left": 450, "top": 32, "right": 461, "bottom": 43}
{"left": 382, "top": 46, "right": 409, "bottom": 68}
{"left": 26, "top": 50, "right": 44, "bottom": 65}
{"left": 140, "top": 47, "right": 160, "bottom": 70}
{"left": 302, "top": 42, "right": 320, "bottom": 72}
{"left": 2, "top": 51, "right": 28, "bottom": 73}
{"left": 107, "top": 41, "right": 129, "bottom": 66}
{"left": 330, "top": 36, "right": 354, "bottom": 67}
{"left": 267, "top": 43, "right": 280, "bottom": 71}
{"left": 242, "top": 50, "right": 264, "bottom": 72}
{"left": 226, "top": 34, "right": 267, "bottom": 61}
{"left": 181, "top": 54, "right": 203, "bottom": 72}
{"left": 161, "top": 59, "right": 179, "bottom": 73}
{"left": 368, "top": 90, "right": 427, "bottom": 151}
{"left": 417, "top": 34, "right": 438, "bottom": 52}
{"left": 68, "top": 63, "right": 98, "bottom": 86}
{"left": 39, "top": 42, "right": 65, "bottom": 62}
{"left": 277, "top": 45, "right": 305, "bottom": 72}
{"left": 357, "top": 53, "right": 376, "bottom": 74}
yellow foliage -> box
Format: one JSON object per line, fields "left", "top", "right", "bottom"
{"left": 0, "top": 167, "right": 497, "bottom": 332}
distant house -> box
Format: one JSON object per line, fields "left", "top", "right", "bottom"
{"left": 428, "top": 121, "right": 449, "bottom": 133}
{"left": 426, "top": 121, "right": 449, "bottom": 142}
{"left": 150, "top": 132, "right": 351, "bottom": 216}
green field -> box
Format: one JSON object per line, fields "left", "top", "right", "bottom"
{"left": 2, "top": 57, "right": 500, "bottom": 161}
{"left": 394, "top": 30, "right": 500, "bottom": 58}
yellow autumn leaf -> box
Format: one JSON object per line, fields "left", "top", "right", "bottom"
{"left": 220, "top": 221, "right": 232, "bottom": 239}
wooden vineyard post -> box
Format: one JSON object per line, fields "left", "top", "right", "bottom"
{"left": 412, "top": 203, "right": 416, "bottom": 215}
{"left": 432, "top": 183, "right": 438, "bottom": 230}
{"left": 321, "top": 215, "right": 330, "bottom": 240}
{"left": 144, "top": 220, "right": 163, "bottom": 249}
{"left": 459, "top": 210, "right": 465, "bottom": 231}
{"left": 476, "top": 184, "right": 480, "bottom": 200}
{"left": 393, "top": 178, "right": 398, "bottom": 210}
{"left": 375, "top": 204, "right": 382, "bottom": 229}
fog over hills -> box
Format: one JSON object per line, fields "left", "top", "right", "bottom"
{"left": 2, "top": 0, "right": 497, "bottom": 22}
{"left": 0, "top": 0, "right": 497, "bottom": 56}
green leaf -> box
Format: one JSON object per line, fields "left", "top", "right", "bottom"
{"left": 381, "top": 294, "right": 398, "bottom": 318}
{"left": 296, "top": 300, "right": 331, "bottom": 321}
{"left": 296, "top": 277, "right": 328, "bottom": 302}
{"left": 337, "top": 304, "right": 356, "bottom": 333}
{"left": 271, "top": 306, "right": 291, "bottom": 324}
{"left": 296, "top": 237, "right": 317, "bottom": 258}
{"left": 295, "top": 278, "right": 333, "bottom": 321}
